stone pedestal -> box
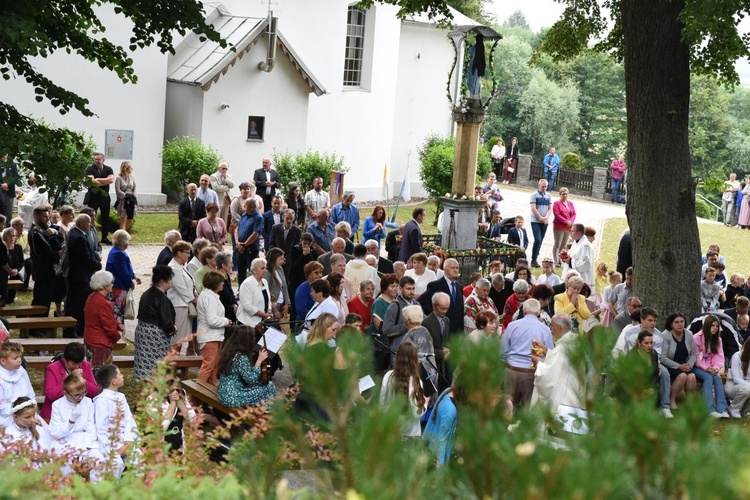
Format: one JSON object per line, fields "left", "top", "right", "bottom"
{"left": 451, "top": 101, "right": 485, "bottom": 198}
{"left": 516, "top": 155, "right": 532, "bottom": 187}
{"left": 592, "top": 167, "right": 608, "bottom": 200}
{"left": 439, "top": 197, "right": 486, "bottom": 250}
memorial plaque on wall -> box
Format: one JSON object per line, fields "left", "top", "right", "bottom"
{"left": 104, "top": 130, "right": 134, "bottom": 159}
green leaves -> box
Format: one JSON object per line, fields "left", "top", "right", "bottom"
{"left": 272, "top": 150, "right": 347, "bottom": 194}
{"left": 160, "top": 136, "right": 222, "bottom": 194}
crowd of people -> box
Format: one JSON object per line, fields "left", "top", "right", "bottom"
{"left": 0, "top": 152, "right": 745, "bottom": 473}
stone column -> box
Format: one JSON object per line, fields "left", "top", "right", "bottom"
{"left": 592, "top": 167, "right": 608, "bottom": 200}
{"left": 516, "top": 155, "right": 532, "bottom": 187}
{"left": 451, "top": 101, "right": 485, "bottom": 198}
{"left": 439, "top": 197, "right": 486, "bottom": 250}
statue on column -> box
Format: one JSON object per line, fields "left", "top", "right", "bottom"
{"left": 465, "top": 33, "right": 485, "bottom": 100}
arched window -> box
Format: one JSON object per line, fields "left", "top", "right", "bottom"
{"left": 343, "top": 6, "right": 367, "bottom": 87}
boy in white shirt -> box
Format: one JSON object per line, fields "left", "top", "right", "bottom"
{"left": 0, "top": 341, "right": 34, "bottom": 428}
{"left": 93, "top": 365, "right": 138, "bottom": 479}
{"left": 49, "top": 373, "right": 103, "bottom": 480}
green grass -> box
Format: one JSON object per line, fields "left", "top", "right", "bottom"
{"left": 123, "top": 213, "right": 178, "bottom": 243}
{"left": 600, "top": 217, "right": 750, "bottom": 276}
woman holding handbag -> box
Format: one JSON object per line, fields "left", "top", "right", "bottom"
{"left": 196, "top": 202, "right": 227, "bottom": 251}
{"left": 106, "top": 229, "right": 141, "bottom": 321}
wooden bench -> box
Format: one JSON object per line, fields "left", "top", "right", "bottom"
{"left": 8, "top": 316, "right": 77, "bottom": 338}
{"left": 8, "top": 280, "right": 23, "bottom": 290}
{"left": 0, "top": 305, "right": 49, "bottom": 317}
{"left": 182, "top": 378, "right": 253, "bottom": 422}
{"left": 17, "top": 337, "right": 128, "bottom": 352}
{"left": 24, "top": 353, "right": 202, "bottom": 379}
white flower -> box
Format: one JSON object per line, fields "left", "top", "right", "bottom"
{"left": 515, "top": 441, "right": 535, "bottom": 457}
{"left": 445, "top": 193, "right": 451, "bottom": 198}
{"left": 461, "top": 195, "right": 467, "bottom": 200}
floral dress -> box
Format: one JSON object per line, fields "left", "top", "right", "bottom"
{"left": 217, "top": 354, "right": 276, "bottom": 407}
{"left": 464, "top": 292, "right": 499, "bottom": 331}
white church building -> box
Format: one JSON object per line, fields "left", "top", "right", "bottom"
{"left": 2, "top": 1, "right": 478, "bottom": 203}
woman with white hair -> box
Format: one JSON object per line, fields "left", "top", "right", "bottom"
{"left": 502, "top": 279, "right": 532, "bottom": 330}
{"left": 554, "top": 275, "right": 591, "bottom": 333}
{"left": 83, "top": 270, "right": 124, "bottom": 367}
{"left": 464, "top": 278, "right": 499, "bottom": 332}
{"left": 237, "top": 258, "right": 273, "bottom": 329}
{"left": 400, "top": 305, "right": 438, "bottom": 396}
{"left": 106, "top": 229, "right": 140, "bottom": 320}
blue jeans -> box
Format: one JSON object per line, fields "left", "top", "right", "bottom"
{"left": 547, "top": 169, "right": 558, "bottom": 191}
{"left": 611, "top": 177, "right": 622, "bottom": 202}
{"left": 530, "top": 222, "right": 548, "bottom": 263}
{"left": 693, "top": 367, "right": 728, "bottom": 413}
{"left": 659, "top": 364, "right": 671, "bottom": 409}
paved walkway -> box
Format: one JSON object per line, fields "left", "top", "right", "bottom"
{"left": 495, "top": 185, "right": 627, "bottom": 260}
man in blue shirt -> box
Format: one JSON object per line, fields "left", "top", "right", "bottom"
{"left": 543, "top": 147, "right": 560, "bottom": 191}
{"left": 197, "top": 174, "right": 220, "bottom": 207}
{"left": 500, "top": 299, "right": 555, "bottom": 409}
{"left": 331, "top": 191, "right": 360, "bottom": 238}
{"left": 235, "top": 198, "right": 264, "bottom": 285}
{"left": 306, "top": 209, "right": 336, "bottom": 254}
{"left": 529, "top": 179, "right": 552, "bottom": 268}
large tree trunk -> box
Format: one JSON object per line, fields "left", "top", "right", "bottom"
{"left": 622, "top": 0, "right": 701, "bottom": 320}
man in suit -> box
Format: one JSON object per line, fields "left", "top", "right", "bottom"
{"left": 269, "top": 209, "right": 301, "bottom": 277}
{"left": 178, "top": 183, "right": 206, "bottom": 243}
{"left": 398, "top": 207, "right": 425, "bottom": 263}
{"left": 364, "top": 239, "right": 394, "bottom": 275}
{"left": 29, "top": 206, "right": 63, "bottom": 335}
{"left": 507, "top": 215, "right": 529, "bottom": 258}
{"left": 487, "top": 210, "right": 503, "bottom": 240}
{"left": 157, "top": 230, "right": 182, "bottom": 267}
{"left": 418, "top": 258, "right": 464, "bottom": 336}
{"left": 253, "top": 157, "right": 280, "bottom": 212}
{"left": 317, "top": 237, "right": 353, "bottom": 275}
{"left": 64, "top": 214, "right": 102, "bottom": 338}
{"left": 422, "top": 292, "right": 452, "bottom": 392}
{"left": 0, "top": 154, "right": 20, "bottom": 222}
{"left": 262, "top": 195, "right": 284, "bottom": 251}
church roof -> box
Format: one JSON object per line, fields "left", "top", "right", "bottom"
{"left": 402, "top": 6, "right": 482, "bottom": 28}
{"left": 167, "top": 4, "right": 326, "bottom": 96}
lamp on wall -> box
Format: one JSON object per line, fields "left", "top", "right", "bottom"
{"left": 220, "top": 103, "right": 230, "bottom": 110}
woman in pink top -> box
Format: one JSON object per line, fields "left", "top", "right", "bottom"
{"left": 196, "top": 202, "right": 227, "bottom": 250}
{"left": 551, "top": 188, "right": 576, "bottom": 267}
{"left": 693, "top": 315, "right": 730, "bottom": 417}
{"left": 40, "top": 342, "right": 99, "bottom": 420}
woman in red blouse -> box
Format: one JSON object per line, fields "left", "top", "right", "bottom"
{"left": 83, "top": 270, "right": 124, "bottom": 368}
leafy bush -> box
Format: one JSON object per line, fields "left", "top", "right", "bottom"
{"left": 19, "top": 120, "right": 97, "bottom": 208}
{"left": 418, "top": 134, "right": 493, "bottom": 198}
{"left": 695, "top": 196, "right": 715, "bottom": 220}
{"left": 95, "top": 209, "right": 137, "bottom": 234}
{"left": 561, "top": 152, "right": 582, "bottom": 171}
{"left": 273, "top": 150, "right": 347, "bottom": 194}
{"left": 161, "top": 137, "right": 222, "bottom": 193}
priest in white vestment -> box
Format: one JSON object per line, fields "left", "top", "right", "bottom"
{"left": 531, "top": 313, "right": 584, "bottom": 412}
